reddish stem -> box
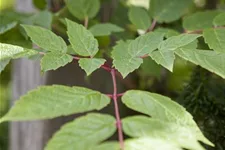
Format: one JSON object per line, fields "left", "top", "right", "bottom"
{"left": 111, "top": 69, "right": 124, "bottom": 149}
{"left": 146, "top": 19, "right": 157, "bottom": 33}
{"left": 106, "top": 92, "right": 125, "bottom": 98}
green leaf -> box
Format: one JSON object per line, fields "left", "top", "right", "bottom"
{"left": 140, "top": 57, "right": 162, "bottom": 78}
{"left": 154, "top": 28, "right": 179, "bottom": 38}
{"left": 0, "top": 15, "right": 17, "bottom": 34}
{"left": 213, "top": 12, "right": 225, "bottom": 26}
{"left": 129, "top": 32, "right": 165, "bottom": 56}
{"left": 0, "top": 85, "right": 110, "bottom": 123}
{"left": 122, "top": 91, "right": 213, "bottom": 148}
{"left": 79, "top": 58, "right": 106, "bottom": 76}
{"left": 45, "top": 113, "right": 116, "bottom": 150}
{"left": 89, "top": 23, "right": 124, "bottom": 37}
{"left": 149, "top": 0, "right": 193, "bottom": 23}
{"left": 123, "top": 116, "right": 207, "bottom": 150}
{"left": 125, "top": 137, "right": 181, "bottom": 150}
{"left": 41, "top": 52, "right": 73, "bottom": 72}
{"left": 158, "top": 34, "right": 201, "bottom": 51}
{"left": 151, "top": 50, "right": 175, "bottom": 72}
{"left": 112, "top": 41, "right": 143, "bottom": 78}
{"left": 33, "top": 0, "right": 47, "bottom": 10}
{"left": 22, "top": 25, "right": 67, "bottom": 53}
{"left": 31, "top": 10, "right": 52, "bottom": 29}
{"left": 112, "top": 32, "right": 164, "bottom": 78}
{"left": 0, "top": 43, "right": 37, "bottom": 60}
{"left": 183, "top": 11, "right": 220, "bottom": 31}
{"left": 203, "top": 28, "right": 225, "bottom": 52}
{"left": 90, "top": 142, "right": 120, "bottom": 150}
{"left": 66, "top": 0, "right": 100, "bottom": 20}
{"left": 0, "top": 59, "right": 10, "bottom": 73}
{"left": 128, "top": 7, "right": 151, "bottom": 30}
{"left": 175, "top": 48, "right": 225, "bottom": 79}
{"left": 66, "top": 19, "right": 99, "bottom": 57}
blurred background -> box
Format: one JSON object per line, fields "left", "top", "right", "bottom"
{"left": 0, "top": 0, "right": 225, "bottom": 150}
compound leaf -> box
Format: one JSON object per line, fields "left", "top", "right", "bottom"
{"left": 66, "top": 19, "right": 99, "bottom": 57}
{"left": 128, "top": 7, "right": 151, "bottom": 30}
{"left": 149, "top": 0, "right": 193, "bottom": 23}
{"left": 22, "top": 25, "right": 67, "bottom": 53}
{"left": 45, "top": 113, "right": 116, "bottom": 150}
{"left": 79, "top": 58, "right": 106, "bottom": 76}
{"left": 203, "top": 28, "right": 225, "bottom": 53}
{"left": 89, "top": 23, "right": 124, "bottom": 36}
{"left": 0, "top": 85, "right": 110, "bottom": 123}
{"left": 175, "top": 48, "right": 225, "bottom": 79}
{"left": 66, "top": 0, "right": 100, "bottom": 20}
{"left": 41, "top": 52, "right": 73, "bottom": 72}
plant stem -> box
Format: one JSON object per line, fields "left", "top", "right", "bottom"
{"left": 146, "top": 19, "right": 157, "bottom": 33}
{"left": 111, "top": 69, "right": 124, "bottom": 150}
{"left": 84, "top": 17, "right": 89, "bottom": 28}
{"left": 106, "top": 92, "right": 125, "bottom": 98}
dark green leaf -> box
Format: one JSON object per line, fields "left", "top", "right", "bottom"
{"left": 149, "top": 0, "right": 193, "bottom": 23}
{"left": 128, "top": 7, "right": 151, "bottom": 30}
{"left": 66, "top": 0, "right": 100, "bottom": 20}
{"left": 183, "top": 11, "right": 220, "bottom": 31}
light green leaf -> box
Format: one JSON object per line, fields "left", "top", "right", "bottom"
{"left": 66, "top": 19, "right": 99, "bottom": 57}
{"left": 0, "top": 43, "right": 37, "bottom": 60}
{"left": 203, "top": 28, "right": 225, "bottom": 53}
{"left": 45, "top": 113, "right": 116, "bottom": 150}
{"left": 0, "top": 85, "right": 110, "bottom": 123}
{"left": 112, "top": 32, "right": 164, "bottom": 78}
{"left": 66, "top": 0, "right": 100, "bottom": 20}
{"left": 129, "top": 32, "right": 165, "bottom": 56}
{"left": 183, "top": 11, "right": 220, "bottom": 31}
{"left": 0, "top": 15, "right": 17, "bottom": 34}
{"left": 41, "top": 52, "right": 73, "bottom": 72}
{"left": 89, "top": 23, "right": 124, "bottom": 36}
{"left": 125, "top": 137, "right": 181, "bottom": 150}
{"left": 112, "top": 41, "right": 143, "bottom": 78}
{"left": 151, "top": 50, "right": 175, "bottom": 72}
{"left": 175, "top": 48, "right": 225, "bottom": 79}
{"left": 149, "top": 0, "right": 193, "bottom": 23}
{"left": 79, "top": 58, "right": 106, "bottom": 76}
{"left": 128, "top": 7, "right": 151, "bottom": 30}
{"left": 22, "top": 25, "right": 67, "bottom": 53}
{"left": 122, "top": 91, "right": 214, "bottom": 147}
{"left": 158, "top": 34, "right": 201, "bottom": 51}
{"left": 90, "top": 142, "right": 120, "bottom": 150}
{"left": 213, "top": 12, "right": 225, "bottom": 26}
{"left": 154, "top": 28, "right": 179, "bottom": 38}
{"left": 0, "top": 59, "right": 10, "bottom": 73}
{"left": 123, "top": 116, "right": 207, "bottom": 150}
